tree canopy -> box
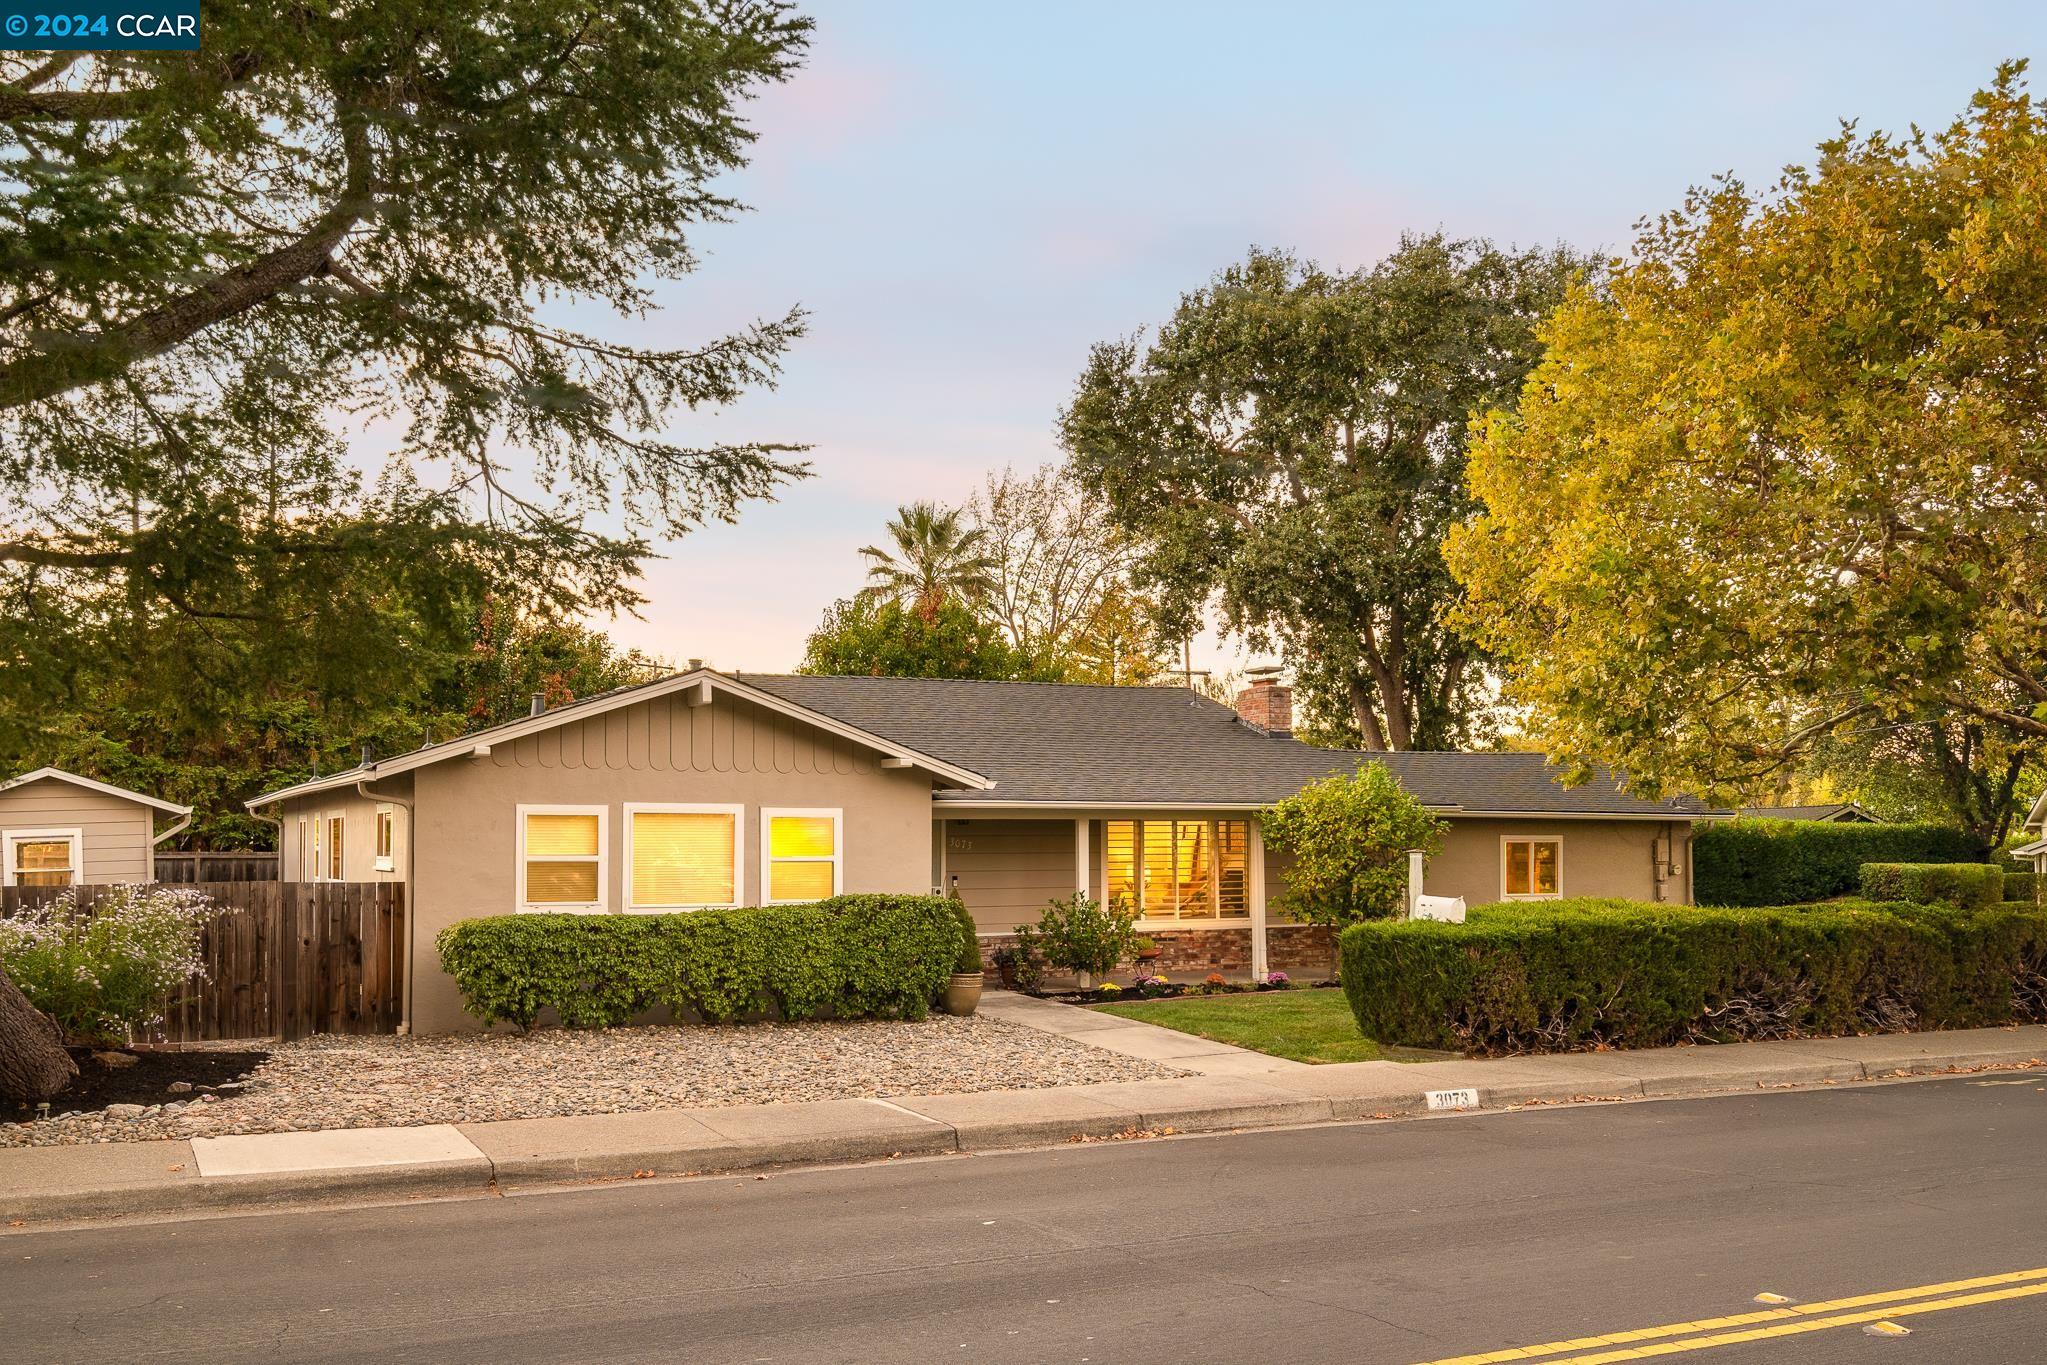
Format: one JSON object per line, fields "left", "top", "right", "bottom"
{"left": 0, "top": 2, "right": 810, "bottom": 755}
{"left": 858, "top": 502, "right": 997, "bottom": 611}
{"left": 798, "top": 596, "right": 1058, "bottom": 682}
{"left": 1061, "top": 235, "right": 1586, "bottom": 751}
{"left": 1448, "top": 63, "right": 2047, "bottom": 845}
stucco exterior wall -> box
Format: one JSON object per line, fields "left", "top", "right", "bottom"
{"left": 275, "top": 781, "right": 412, "bottom": 884}
{"left": 0, "top": 777, "right": 156, "bottom": 884}
{"left": 407, "top": 691, "right": 936, "bottom": 1032}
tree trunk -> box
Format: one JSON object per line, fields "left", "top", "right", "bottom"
{"left": 0, "top": 962, "right": 76, "bottom": 1103}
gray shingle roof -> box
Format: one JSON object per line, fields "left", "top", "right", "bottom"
{"left": 736, "top": 675, "right": 1718, "bottom": 817}
{"left": 1737, "top": 804, "right": 1878, "bottom": 823}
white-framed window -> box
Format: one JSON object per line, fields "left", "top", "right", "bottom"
{"left": 374, "top": 805, "right": 396, "bottom": 873}
{"left": 297, "top": 815, "right": 314, "bottom": 882}
{"left": 317, "top": 811, "right": 345, "bottom": 882}
{"left": 3, "top": 828, "right": 82, "bottom": 888}
{"left": 625, "top": 803, "right": 742, "bottom": 911}
{"left": 1502, "top": 837, "right": 1562, "bottom": 899}
{"left": 1104, "top": 819, "right": 1251, "bottom": 923}
{"left": 517, "top": 805, "right": 608, "bottom": 913}
{"left": 762, "top": 808, "right": 842, "bottom": 904}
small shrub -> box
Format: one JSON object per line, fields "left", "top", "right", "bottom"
{"left": 1096, "top": 982, "right": 1122, "bottom": 998}
{"left": 1012, "top": 893, "right": 1139, "bottom": 983}
{"left": 1340, "top": 897, "right": 2047, "bottom": 1054}
{"left": 2007, "top": 871, "right": 2041, "bottom": 905}
{"left": 0, "top": 885, "right": 213, "bottom": 1044}
{"left": 1261, "top": 765, "right": 1445, "bottom": 924}
{"left": 1692, "top": 820, "right": 1985, "bottom": 905}
{"left": 949, "top": 898, "right": 983, "bottom": 975}
{"left": 1859, "top": 862, "right": 2004, "bottom": 908}
{"left": 1259, "top": 970, "right": 1291, "bottom": 990}
{"left": 435, "top": 894, "right": 961, "bottom": 1030}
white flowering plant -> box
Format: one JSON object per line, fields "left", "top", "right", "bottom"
{"left": 0, "top": 885, "right": 213, "bottom": 1044}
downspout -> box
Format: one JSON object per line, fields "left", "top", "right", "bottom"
{"left": 359, "top": 779, "right": 415, "bottom": 1035}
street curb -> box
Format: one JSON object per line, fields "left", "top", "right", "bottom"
{"left": 8, "top": 1045, "right": 2045, "bottom": 1227}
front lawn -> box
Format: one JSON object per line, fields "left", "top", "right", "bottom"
{"left": 1093, "top": 987, "right": 1399, "bottom": 1065}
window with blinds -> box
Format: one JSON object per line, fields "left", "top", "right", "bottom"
{"left": 766, "top": 810, "right": 840, "bottom": 903}
{"left": 521, "top": 809, "right": 604, "bottom": 909}
{"left": 629, "top": 807, "right": 738, "bottom": 909}
{"left": 1103, "top": 819, "right": 1251, "bottom": 922}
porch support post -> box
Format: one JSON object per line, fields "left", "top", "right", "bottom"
{"left": 935, "top": 818, "right": 948, "bottom": 896}
{"left": 1074, "top": 817, "right": 1090, "bottom": 900}
{"left": 1249, "top": 817, "right": 1269, "bottom": 979}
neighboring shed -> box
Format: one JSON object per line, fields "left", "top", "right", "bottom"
{"left": 0, "top": 767, "right": 192, "bottom": 888}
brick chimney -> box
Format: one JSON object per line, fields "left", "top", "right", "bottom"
{"left": 1234, "top": 667, "right": 1292, "bottom": 737}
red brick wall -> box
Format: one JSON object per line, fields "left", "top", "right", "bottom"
{"left": 976, "top": 924, "right": 1336, "bottom": 985}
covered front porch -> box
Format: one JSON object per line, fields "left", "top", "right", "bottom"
{"left": 931, "top": 808, "right": 1335, "bottom": 981}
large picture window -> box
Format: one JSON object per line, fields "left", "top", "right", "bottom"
{"left": 519, "top": 806, "right": 607, "bottom": 912}
{"left": 1105, "top": 819, "right": 1250, "bottom": 922}
{"left": 763, "top": 809, "right": 841, "bottom": 903}
{"left": 4, "top": 829, "right": 80, "bottom": 888}
{"left": 1502, "top": 837, "right": 1561, "bottom": 899}
{"left": 627, "top": 804, "right": 741, "bottom": 910}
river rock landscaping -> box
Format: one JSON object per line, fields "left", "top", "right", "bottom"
{"left": 0, "top": 1016, "right": 1183, "bottom": 1148}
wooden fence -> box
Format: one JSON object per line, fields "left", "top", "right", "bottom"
{"left": 153, "top": 851, "right": 280, "bottom": 883}
{"left": 1, "top": 881, "right": 403, "bottom": 1044}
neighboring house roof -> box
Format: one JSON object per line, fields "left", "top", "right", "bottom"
{"left": 2026, "top": 790, "right": 2047, "bottom": 833}
{"left": 0, "top": 766, "right": 192, "bottom": 816}
{"left": 244, "top": 669, "right": 995, "bottom": 810}
{"left": 1738, "top": 803, "right": 1880, "bottom": 824}
{"left": 737, "top": 675, "right": 1722, "bottom": 818}
{"left": 2013, "top": 837, "right": 2047, "bottom": 858}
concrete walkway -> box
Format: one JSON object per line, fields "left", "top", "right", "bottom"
{"left": 5, "top": 1007, "right": 2045, "bottom": 1226}
{"left": 976, "top": 988, "right": 1314, "bottom": 1076}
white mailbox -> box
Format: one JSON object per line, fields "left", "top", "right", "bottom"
{"left": 1412, "top": 894, "right": 1467, "bottom": 923}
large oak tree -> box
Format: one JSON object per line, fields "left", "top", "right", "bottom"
{"left": 1449, "top": 64, "right": 2047, "bottom": 844}
{"left": 1061, "top": 236, "right": 1585, "bottom": 750}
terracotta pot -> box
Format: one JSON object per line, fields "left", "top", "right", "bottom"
{"left": 945, "top": 972, "right": 984, "bottom": 1016}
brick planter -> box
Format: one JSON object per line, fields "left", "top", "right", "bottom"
{"left": 978, "top": 924, "right": 1338, "bottom": 986}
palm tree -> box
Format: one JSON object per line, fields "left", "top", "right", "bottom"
{"left": 858, "top": 502, "right": 999, "bottom": 612}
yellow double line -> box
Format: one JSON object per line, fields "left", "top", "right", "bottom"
{"left": 1415, "top": 1265, "right": 2047, "bottom": 1364}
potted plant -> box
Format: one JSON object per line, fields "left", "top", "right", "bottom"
{"left": 945, "top": 899, "right": 984, "bottom": 1016}
{"left": 1133, "top": 935, "right": 1160, "bottom": 962}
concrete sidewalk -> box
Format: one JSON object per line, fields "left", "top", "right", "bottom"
{"left": 6, "top": 1014, "right": 2045, "bottom": 1226}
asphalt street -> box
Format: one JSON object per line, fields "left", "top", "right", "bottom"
{"left": 5, "top": 1075, "right": 2046, "bottom": 1363}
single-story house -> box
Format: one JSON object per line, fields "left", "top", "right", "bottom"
{"left": 1737, "top": 802, "right": 1880, "bottom": 824}
{"left": 2015, "top": 790, "right": 2047, "bottom": 873}
{"left": 247, "top": 669, "right": 1725, "bottom": 1033}
{"left": 0, "top": 767, "right": 193, "bottom": 889}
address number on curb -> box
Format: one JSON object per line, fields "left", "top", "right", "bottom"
{"left": 1425, "top": 1088, "right": 1480, "bottom": 1111}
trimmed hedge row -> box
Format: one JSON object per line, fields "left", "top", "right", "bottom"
{"left": 2009, "top": 871, "right": 2042, "bottom": 905}
{"left": 1858, "top": 862, "right": 2003, "bottom": 907}
{"left": 1692, "top": 819, "right": 1984, "bottom": 905}
{"left": 1340, "top": 897, "right": 2047, "bottom": 1055}
{"left": 435, "top": 894, "right": 963, "bottom": 1029}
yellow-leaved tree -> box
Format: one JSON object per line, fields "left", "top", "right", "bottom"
{"left": 1448, "top": 63, "right": 2047, "bottom": 847}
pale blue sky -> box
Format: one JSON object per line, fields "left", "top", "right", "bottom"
{"left": 554, "top": 2, "right": 2045, "bottom": 673}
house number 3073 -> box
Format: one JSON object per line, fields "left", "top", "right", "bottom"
{"left": 948, "top": 836, "right": 974, "bottom": 852}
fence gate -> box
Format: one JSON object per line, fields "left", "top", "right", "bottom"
{"left": 1, "top": 881, "right": 404, "bottom": 1044}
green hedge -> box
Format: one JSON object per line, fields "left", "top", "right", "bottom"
{"left": 435, "top": 895, "right": 962, "bottom": 1029}
{"left": 1859, "top": 862, "right": 2003, "bottom": 908}
{"left": 1340, "top": 898, "right": 2047, "bottom": 1054}
{"left": 2009, "top": 871, "right": 2041, "bottom": 905}
{"left": 1692, "top": 820, "right": 1984, "bottom": 905}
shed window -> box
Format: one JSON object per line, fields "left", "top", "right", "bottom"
{"left": 628, "top": 806, "right": 740, "bottom": 909}
{"left": 5, "top": 830, "right": 80, "bottom": 888}
{"left": 375, "top": 807, "right": 395, "bottom": 872}
{"left": 764, "top": 810, "right": 841, "bottom": 903}
{"left": 1105, "top": 820, "right": 1250, "bottom": 922}
{"left": 326, "top": 814, "right": 345, "bottom": 882}
{"left": 520, "top": 808, "right": 606, "bottom": 911}
{"left": 1503, "top": 838, "right": 1561, "bottom": 899}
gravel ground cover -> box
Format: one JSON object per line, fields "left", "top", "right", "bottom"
{"left": 1, "top": 1016, "right": 1184, "bottom": 1148}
